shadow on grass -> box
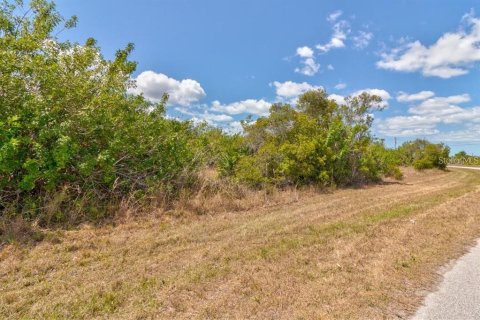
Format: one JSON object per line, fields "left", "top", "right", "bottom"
{"left": 0, "top": 216, "right": 46, "bottom": 249}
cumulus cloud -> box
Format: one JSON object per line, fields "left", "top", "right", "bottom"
{"left": 397, "top": 91, "right": 435, "bottom": 102}
{"left": 377, "top": 11, "right": 480, "bottom": 78}
{"left": 189, "top": 114, "right": 244, "bottom": 133}
{"left": 378, "top": 92, "right": 480, "bottom": 138}
{"left": 210, "top": 99, "right": 271, "bottom": 116}
{"left": 334, "top": 82, "right": 347, "bottom": 90}
{"left": 328, "top": 94, "right": 346, "bottom": 105}
{"left": 434, "top": 124, "right": 480, "bottom": 142}
{"left": 130, "top": 71, "right": 206, "bottom": 106}
{"left": 352, "top": 31, "right": 374, "bottom": 49}
{"left": 327, "top": 88, "right": 390, "bottom": 108}
{"left": 296, "top": 46, "right": 314, "bottom": 58}
{"left": 272, "top": 81, "right": 322, "bottom": 99}
{"left": 377, "top": 116, "right": 440, "bottom": 137}
{"left": 317, "top": 19, "right": 350, "bottom": 53}
{"left": 408, "top": 94, "right": 471, "bottom": 117}
{"left": 295, "top": 46, "right": 320, "bottom": 76}
{"left": 439, "top": 106, "right": 480, "bottom": 124}
{"left": 199, "top": 113, "right": 233, "bottom": 122}
{"left": 352, "top": 88, "right": 391, "bottom": 107}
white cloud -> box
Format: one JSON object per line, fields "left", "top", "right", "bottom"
{"left": 378, "top": 92, "right": 480, "bottom": 139}
{"left": 295, "top": 56, "right": 320, "bottom": 76}
{"left": 225, "top": 121, "right": 244, "bottom": 134}
{"left": 440, "top": 106, "right": 480, "bottom": 124}
{"left": 188, "top": 112, "right": 233, "bottom": 124}
{"left": 408, "top": 94, "right": 471, "bottom": 117}
{"left": 352, "top": 31, "right": 374, "bottom": 49}
{"left": 433, "top": 124, "right": 480, "bottom": 142}
{"left": 201, "top": 113, "right": 233, "bottom": 122}
{"left": 377, "top": 115, "right": 440, "bottom": 137}
{"left": 397, "top": 90, "right": 435, "bottom": 102}
{"left": 377, "top": 11, "right": 480, "bottom": 78}
{"left": 327, "top": 10, "right": 343, "bottom": 23}
{"left": 317, "top": 20, "right": 350, "bottom": 53}
{"left": 296, "top": 46, "right": 314, "bottom": 58}
{"left": 327, "top": 64, "right": 334, "bottom": 70}
{"left": 328, "top": 94, "right": 346, "bottom": 105}
{"left": 210, "top": 99, "right": 271, "bottom": 116}
{"left": 130, "top": 71, "right": 206, "bottom": 106}
{"left": 295, "top": 46, "right": 319, "bottom": 76}
{"left": 175, "top": 106, "right": 234, "bottom": 128}
{"left": 328, "top": 88, "right": 390, "bottom": 107}
{"left": 272, "top": 81, "right": 321, "bottom": 99}
{"left": 352, "top": 88, "right": 391, "bottom": 107}
{"left": 334, "top": 82, "right": 347, "bottom": 90}
{"left": 175, "top": 106, "right": 230, "bottom": 120}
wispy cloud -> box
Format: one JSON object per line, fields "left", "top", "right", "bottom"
{"left": 317, "top": 19, "right": 350, "bottom": 53}
{"left": 396, "top": 91, "right": 435, "bottom": 102}
{"left": 352, "top": 31, "right": 374, "bottom": 49}
{"left": 327, "top": 10, "right": 343, "bottom": 23}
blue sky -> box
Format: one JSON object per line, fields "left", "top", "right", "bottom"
{"left": 55, "top": 0, "right": 480, "bottom": 154}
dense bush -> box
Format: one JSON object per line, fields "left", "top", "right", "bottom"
{"left": 397, "top": 139, "right": 450, "bottom": 170}
{"left": 450, "top": 151, "right": 480, "bottom": 166}
{"left": 0, "top": 0, "right": 199, "bottom": 223}
{"left": 190, "top": 124, "right": 247, "bottom": 177}
{"left": 235, "top": 90, "right": 402, "bottom": 186}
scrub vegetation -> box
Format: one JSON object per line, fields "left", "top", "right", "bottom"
{"left": 1, "top": 0, "right": 409, "bottom": 228}
{"left": 3, "top": 2, "right": 477, "bottom": 319}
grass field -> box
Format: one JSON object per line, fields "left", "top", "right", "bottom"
{"left": 2, "top": 168, "right": 480, "bottom": 319}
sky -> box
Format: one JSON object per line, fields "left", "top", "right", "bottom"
{"left": 54, "top": 0, "right": 480, "bottom": 154}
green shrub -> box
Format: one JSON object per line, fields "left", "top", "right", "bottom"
{"left": 413, "top": 159, "right": 434, "bottom": 170}
{"left": 191, "top": 124, "right": 247, "bottom": 176}
{"left": 234, "top": 156, "right": 267, "bottom": 186}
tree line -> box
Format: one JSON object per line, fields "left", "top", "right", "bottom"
{"left": 0, "top": 0, "right": 450, "bottom": 225}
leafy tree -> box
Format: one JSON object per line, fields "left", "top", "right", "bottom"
{"left": 235, "top": 90, "right": 400, "bottom": 186}
{"left": 397, "top": 139, "right": 450, "bottom": 170}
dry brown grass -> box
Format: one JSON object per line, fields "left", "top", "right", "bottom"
{"left": 111, "top": 168, "right": 315, "bottom": 223}
{"left": 1, "top": 168, "right": 480, "bottom": 319}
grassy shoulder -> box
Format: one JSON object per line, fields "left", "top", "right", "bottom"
{"left": 1, "top": 167, "right": 480, "bottom": 319}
